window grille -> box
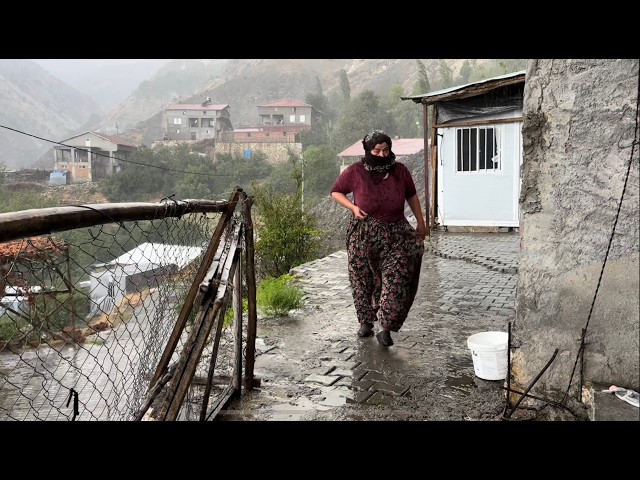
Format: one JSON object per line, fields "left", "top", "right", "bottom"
{"left": 456, "top": 126, "right": 502, "bottom": 173}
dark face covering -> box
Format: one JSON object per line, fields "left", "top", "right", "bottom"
{"left": 361, "top": 131, "right": 397, "bottom": 184}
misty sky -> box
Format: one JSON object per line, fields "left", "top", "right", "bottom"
{"left": 32, "top": 59, "right": 171, "bottom": 89}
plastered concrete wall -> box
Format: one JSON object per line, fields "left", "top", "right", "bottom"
{"left": 513, "top": 59, "right": 639, "bottom": 399}
{"left": 215, "top": 142, "right": 302, "bottom": 165}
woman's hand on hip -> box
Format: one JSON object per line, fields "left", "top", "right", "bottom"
{"left": 352, "top": 206, "right": 368, "bottom": 220}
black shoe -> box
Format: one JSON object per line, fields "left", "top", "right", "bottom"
{"left": 357, "top": 322, "right": 374, "bottom": 337}
{"left": 376, "top": 329, "right": 394, "bottom": 346}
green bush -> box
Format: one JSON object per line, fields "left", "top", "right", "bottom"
{"left": 256, "top": 274, "right": 303, "bottom": 317}
{"left": 252, "top": 182, "right": 322, "bottom": 279}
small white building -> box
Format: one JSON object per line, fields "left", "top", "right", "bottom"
{"left": 89, "top": 243, "right": 203, "bottom": 318}
{"left": 402, "top": 71, "right": 525, "bottom": 229}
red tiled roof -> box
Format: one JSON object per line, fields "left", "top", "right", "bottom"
{"left": 338, "top": 138, "right": 426, "bottom": 158}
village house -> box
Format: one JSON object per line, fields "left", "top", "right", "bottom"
{"left": 163, "top": 97, "right": 233, "bottom": 142}
{"left": 51, "top": 131, "right": 136, "bottom": 184}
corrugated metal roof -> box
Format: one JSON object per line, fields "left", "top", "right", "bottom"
{"left": 401, "top": 70, "right": 526, "bottom": 104}
{"left": 338, "top": 138, "right": 426, "bottom": 158}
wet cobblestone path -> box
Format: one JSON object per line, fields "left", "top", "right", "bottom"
{"left": 221, "top": 231, "right": 520, "bottom": 421}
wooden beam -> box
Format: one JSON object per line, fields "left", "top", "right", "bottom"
{"left": 149, "top": 188, "right": 241, "bottom": 388}
{"left": 0, "top": 200, "right": 230, "bottom": 244}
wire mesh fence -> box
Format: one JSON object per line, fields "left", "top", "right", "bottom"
{"left": 0, "top": 190, "right": 256, "bottom": 420}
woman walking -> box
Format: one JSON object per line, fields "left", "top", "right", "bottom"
{"left": 330, "top": 130, "right": 426, "bottom": 346}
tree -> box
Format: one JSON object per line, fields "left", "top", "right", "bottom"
{"left": 459, "top": 59, "right": 473, "bottom": 84}
{"left": 302, "top": 145, "right": 340, "bottom": 201}
{"left": 302, "top": 91, "right": 336, "bottom": 149}
{"left": 211, "top": 150, "right": 272, "bottom": 196}
{"left": 438, "top": 60, "right": 454, "bottom": 88}
{"left": 413, "top": 59, "right": 431, "bottom": 95}
{"left": 100, "top": 145, "right": 183, "bottom": 202}
{"left": 338, "top": 69, "right": 351, "bottom": 103}
{"left": 252, "top": 181, "right": 322, "bottom": 279}
{"left": 173, "top": 166, "right": 212, "bottom": 199}
{"left": 382, "top": 85, "right": 422, "bottom": 138}
{"left": 332, "top": 90, "right": 396, "bottom": 152}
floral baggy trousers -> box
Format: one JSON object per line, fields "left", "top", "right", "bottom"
{"left": 346, "top": 215, "right": 424, "bottom": 332}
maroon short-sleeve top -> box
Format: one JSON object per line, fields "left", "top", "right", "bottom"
{"left": 331, "top": 161, "right": 417, "bottom": 223}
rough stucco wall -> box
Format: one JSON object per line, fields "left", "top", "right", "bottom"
{"left": 513, "top": 59, "right": 639, "bottom": 399}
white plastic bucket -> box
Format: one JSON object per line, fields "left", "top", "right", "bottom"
{"left": 467, "top": 331, "right": 509, "bottom": 380}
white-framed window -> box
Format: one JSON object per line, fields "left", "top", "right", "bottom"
{"left": 299, "top": 114, "right": 306, "bottom": 123}
{"left": 289, "top": 114, "right": 296, "bottom": 123}
{"left": 174, "top": 118, "right": 182, "bottom": 125}
{"left": 456, "top": 125, "right": 502, "bottom": 172}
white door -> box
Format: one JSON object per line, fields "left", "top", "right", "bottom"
{"left": 437, "top": 123, "right": 521, "bottom": 227}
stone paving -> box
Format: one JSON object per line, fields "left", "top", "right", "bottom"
{"left": 223, "top": 230, "right": 521, "bottom": 421}
{"left": 296, "top": 232, "right": 517, "bottom": 405}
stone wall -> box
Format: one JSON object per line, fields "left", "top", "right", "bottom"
{"left": 513, "top": 59, "right": 639, "bottom": 400}
{"left": 215, "top": 142, "right": 302, "bottom": 165}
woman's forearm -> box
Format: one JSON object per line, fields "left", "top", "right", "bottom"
{"left": 331, "top": 192, "right": 355, "bottom": 211}
{"left": 407, "top": 194, "right": 425, "bottom": 227}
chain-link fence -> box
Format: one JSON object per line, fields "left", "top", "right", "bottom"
{"left": 0, "top": 188, "right": 257, "bottom": 420}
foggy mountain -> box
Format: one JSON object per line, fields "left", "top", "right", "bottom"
{"left": 113, "top": 59, "right": 439, "bottom": 146}
{"left": 38, "top": 59, "right": 174, "bottom": 113}
{"left": 1, "top": 58, "right": 525, "bottom": 170}
{"left": 0, "top": 59, "right": 101, "bottom": 169}
{"left": 0, "top": 59, "right": 226, "bottom": 169}
{"left": 110, "top": 59, "right": 519, "bottom": 147}
{"left": 97, "top": 59, "right": 230, "bottom": 136}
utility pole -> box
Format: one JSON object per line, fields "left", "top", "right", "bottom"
{"left": 300, "top": 153, "right": 305, "bottom": 214}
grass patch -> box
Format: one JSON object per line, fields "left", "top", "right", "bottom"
{"left": 257, "top": 274, "right": 304, "bottom": 317}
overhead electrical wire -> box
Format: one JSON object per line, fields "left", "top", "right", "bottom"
{"left": 0, "top": 124, "right": 236, "bottom": 177}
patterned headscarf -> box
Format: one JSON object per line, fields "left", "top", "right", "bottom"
{"left": 361, "top": 130, "right": 396, "bottom": 183}
{"left": 362, "top": 130, "right": 393, "bottom": 153}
